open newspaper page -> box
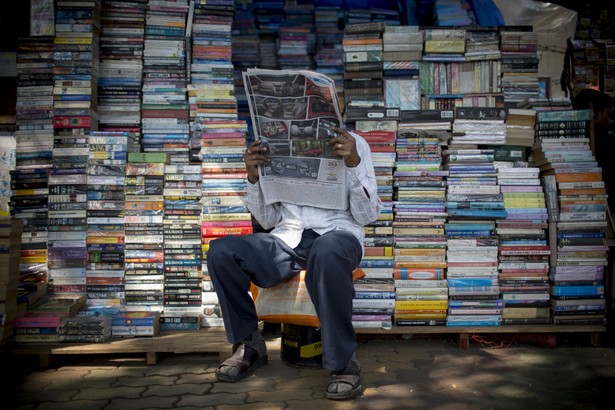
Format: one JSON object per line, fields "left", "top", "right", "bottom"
{"left": 243, "top": 68, "right": 347, "bottom": 210}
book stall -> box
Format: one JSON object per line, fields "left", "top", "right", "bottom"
{"left": 1, "top": 1, "right": 614, "bottom": 366}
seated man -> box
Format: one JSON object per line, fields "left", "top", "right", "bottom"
{"left": 207, "top": 126, "right": 382, "bottom": 400}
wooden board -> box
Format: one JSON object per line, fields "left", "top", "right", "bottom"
{"left": 9, "top": 327, "right": 233, "bottom": 367}
{"left": 355, "top": 324, "right": 606, "bottom": 348}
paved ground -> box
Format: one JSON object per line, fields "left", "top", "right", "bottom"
{"left": 5, "top": 328, "right": 615, "bottom": 410}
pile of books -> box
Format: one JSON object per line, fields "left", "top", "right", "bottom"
{"left": 49, "top": 0, "right": 102, "bottom": 297}
{"left": 141, "top": 0, "right": 189, "bottom": 162}
{"left": 0, "top": 218, "right": 23, "bottom": 344}
{"left": 162, "top": 164, "right": 202, "bottom": 318}
{"left": 500, "top": 27, "right": 540, "bottom": 107}
{"left": 392, "top": 129, "right": 449, "bottom": 326}
{"left": 98, "top": 0, "right": 145, "bottom": 133}
{"left": 85, "top": 131, "right": 132, "bottom": 311}
{"left": 123, "top": 153, "right": 166, "bottom": 312}
{"left": 342, "top": 22, "right": 386, "bottom": 122}
{"left": 496, "top": 164, "right": 551, "bottom": 324}
{"left": 533, "top": 109, "right": 608, "bottom": 325}
{"left": 200, "top": 119, "right": 250, "bottom": 328}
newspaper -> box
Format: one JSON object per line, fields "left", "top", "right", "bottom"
{"left": 243, "top": 68, "right": 348, "bottom": 210}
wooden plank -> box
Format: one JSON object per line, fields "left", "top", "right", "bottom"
{"left": 354, "top": 325, "right": 607, "bottom": 334}
{"left": 8, "top": 327, "right": 233, "bottom": 367}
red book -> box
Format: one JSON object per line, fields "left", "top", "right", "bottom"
{"left": 15, "top": 311, "right": 68, "bottom": 328}
{"left": 201, "top": 226, "right": 253, "bottom": 237}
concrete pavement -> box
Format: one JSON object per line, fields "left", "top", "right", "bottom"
{"left": 7, "top": 328, "right": 615, "bottom": 410}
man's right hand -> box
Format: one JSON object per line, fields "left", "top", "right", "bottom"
{"left": 244, "top": 140, "right": 269, "bottom": 184}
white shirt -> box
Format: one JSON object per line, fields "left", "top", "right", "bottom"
{"left": 244, "top": 132, "right": 383, "bottom": 254}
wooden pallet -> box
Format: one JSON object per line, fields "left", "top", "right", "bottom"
{"left": 355, "top": 324, "right": 606, "bottom": 349}
{"left": 8, "top": 327, "right": 233, "bottom": 367}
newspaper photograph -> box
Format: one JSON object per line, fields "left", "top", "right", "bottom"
{"left": 243, "top": 68, "right": 348, "bottom": 210}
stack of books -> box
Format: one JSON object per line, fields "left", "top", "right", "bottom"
{"left": 141, "top": 0, "right": 190, "bottom": 163}
{"left": 434, "top": 0, "right": 475, "bottom": 26}
{"left": 465, "top": 27, "right": 501, "bottom": 62}
{"left": 111, "top": 310, "right": 160, "bottom": 337}
{"left": 314, "top": 7, "right": 345, "bottom": 101}
{"left": 15, "top": 311, "right": 68, "bottom": 343}
{"left": 15, "top": 294, "right": 86, "bottom": 342}
{"left": 444, "top": 123, "right": 505, "bottom": 326}
{"left": 342, "top": 22, "right": 386, "bottom": 122}
{"left": 392, "top": 129, "right": 449, "bottom": 327}
{"left": 504, "top": 108, "right": 536, "bottom": 147}
{"left": 496, "top": 164, "right": 551, "bottom": 324}
{"left": 533, "top": 109, "right": 608, "bottom": 325}
{"left": 85, "top": 131, "right": 132, "bottom": 311}
{"left": 123, "top": 153, "right": 167, "bottom": 312}
{"left": 97, "top": 0, "right": 145, "bottom": 133}
{"left": 49, "top": 0, "right": 102, "bottom": 297}
{"left": 232, "top": 3, "right": 260, "bottom": 120}
{"left": 352, "top": 120, "right": 397, "bottom": 330}
{"left": 14, "top": 36, "right": 54, "bottom": 173}
{"left": 499, "top": 26, "right": 540, "bottom": 107}
{"left": 59, "top": 315, "right": 112, "bottom": 342}
{"left": 278, "top": 3, "right": 315, "bottom": 70}
{"left": 199, "top": 119, "right": 250, "bottom": 328}
{"left": 253, "top": 1, "right": 285, "bottom": 69}
{"left": 162, "top": 164, "right": 202, "bottom": 317}
{"left": 12, "top": 37, "right": 54, "bottom": 282}
{"left": 0, "top": 218, "right": 23, "bottom": 344}
{"left": 451, "top": 107, "right": 507, "bottom": 146}
{"left": 382, "top": 26, "right": 422, "bottom": 111}
{"left": 189, "top": 0, "right": 236, "bottom": 165}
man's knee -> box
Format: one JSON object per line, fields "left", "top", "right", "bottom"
{"left": 207, "top": 235, "right": 238, "bottom": 261}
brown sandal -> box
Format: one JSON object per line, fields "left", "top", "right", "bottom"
{"left": 325, "top": 373, "right": 362, "bottom": 400}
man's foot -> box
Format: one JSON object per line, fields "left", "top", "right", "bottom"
{"left": 325, "top": 355, "right": 362, "bottom": 400}
{"left": 215, "top": 343, "right": 268, "bottom": 382}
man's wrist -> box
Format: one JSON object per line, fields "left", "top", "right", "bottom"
{"left": 345, "top": 155, "right": 361, "bottom": 168}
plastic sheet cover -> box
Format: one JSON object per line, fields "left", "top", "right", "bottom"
{"left": 493, "top": 0, "right": 577, "bottom": 98}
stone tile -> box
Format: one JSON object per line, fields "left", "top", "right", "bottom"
{"left": 17, "top": 389, "right": 80, "bottom": 405}
{"left": 144, "top": 359, "right": 215, "bottom": 377}
{"left": 33, "top": 400, "right": 110, "bottom": 410}
{"left": 247, "top": 384, "right": 315, "bottom": 402}
{"left": 177, "top": 372, "right": 217, "bottom": 385}
{"left": 177, "top": 392, "right": 247, "bottom": 407}
{"left": 113, "top": 375, "right": 178, "bottom": 387}
{"left": 210, "top": 376, "right": 276, "bottom": 394}
{"left": 73, "top": 386, "right": 144, "bottom": 401}
{"left": 105, "top": 396, "right": 177, "bottom": 410}
{"left": 217, "top": 404, "right": 286, "bottom": 410}
{"left": 18, "top": 370, "right": 59, "bottom": 391}
{"left": 283, "top": 399, "right": 357, "bottom": 410}
{"left": 144, "top": 383, "right": 209, "bottom": 397}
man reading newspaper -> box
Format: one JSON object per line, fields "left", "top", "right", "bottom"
{"left": 207, "top": 69, "right": 382, "bottom": 400}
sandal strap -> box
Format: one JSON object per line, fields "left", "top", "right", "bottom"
{"left": 329, "top": 373, "right": 361, "bottom": 387}
{"left": 220, "top": 344, "right": 259, "bottom": 371}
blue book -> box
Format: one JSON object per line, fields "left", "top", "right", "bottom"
{"left": 448, "top": 278, "right": 498, "bottom": 287}
{"left": 446, "top": 321, "right": 501, "bottom": 327}
{"left": 448, "top": 209, "right": 508, "bottom": 218}
{"left": 111, "top": 311, "right": 160, "bottom": 326}
{"left": 360, "top": 259, "right": 395, "bottom": 268}
{"left": 354, "top": 291, "right": 397, "bottom": 299}
{"left": 551, "top": 285, "right": 604, "bottom": 296}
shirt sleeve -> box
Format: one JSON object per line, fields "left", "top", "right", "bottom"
{"left": 346, "top": 131, "right": 383, "bottom": 225}
{"left": 243, "top": 180, "right": 282, "bottom": 230}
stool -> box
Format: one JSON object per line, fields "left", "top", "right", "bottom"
{"left": 251, "top": 269, "right": 364, "bottom": 368}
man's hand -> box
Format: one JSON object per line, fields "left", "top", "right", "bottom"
{"left": 330, "top": 127, "right": 361, "bottom": 168}
{"left": 244, "top": 140, "right": 270, "bottom": 184}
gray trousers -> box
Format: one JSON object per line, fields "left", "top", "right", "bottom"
{"left": 207, "top": 229, "right": 362, "bottom": 371}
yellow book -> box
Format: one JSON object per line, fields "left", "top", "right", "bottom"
{"left": 395, "top": 300, "right": 449, "bottom": 310}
